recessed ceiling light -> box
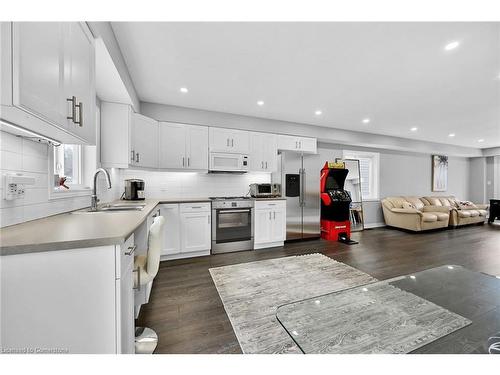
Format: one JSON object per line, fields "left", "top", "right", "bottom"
{"left": 315, "top": 110, "right": 322, "bottom": 116}
{"left": 448, "top": 133, "right": 456, "bottom": 137}
{"left": 410, "top": 127, "right": 418, "bottom": 132}
{"left": 444, "top": 41, "right": 460, "bottom": 51}
{"left": 257, "top": 100, "right": 264, "bottom": 106}
{"left": 362, "top": 118, "right": 371, "bottom": 124}
{"left": 478, "top": 139, "right": 485, "bottom": 143}
{"left": 180, "top": 87, "right": 188, "bottom": 93}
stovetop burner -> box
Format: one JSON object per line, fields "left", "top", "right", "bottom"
{"left": 209, "top": 196, "right": 250, "bottom": 200}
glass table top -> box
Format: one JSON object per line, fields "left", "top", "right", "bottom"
{"left": 276, "top": 265, "right": 500, "bottom": 354}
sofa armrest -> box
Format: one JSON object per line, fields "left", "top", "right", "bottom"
{"left": 475, "top": 204, "right": 489, "bottom": 210}
{"left": 422, "top": 205, "right": 452, "bottom": 213}
{"left": 390, "top": 208, "right": 423, "bottom": 216}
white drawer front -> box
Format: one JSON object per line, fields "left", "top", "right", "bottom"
{"left": 180, "top": 202, "right": 211, "bottom": 212}
{"left": 255, "top": 200, "right": 286, "bottom": 210}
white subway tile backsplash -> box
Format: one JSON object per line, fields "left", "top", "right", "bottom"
{"left": 0, "top": 132, "right": 23, "bottom": 153}
{"left": 1, "top": 150, "right": 22, "bottom": 171}
{"left": 22, "top": 154, "right": 48, "bottom": 173}
{"left": 22, "top": 139, "right": 48, "bottom": 158}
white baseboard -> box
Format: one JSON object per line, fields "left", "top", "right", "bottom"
{"left": 160, "top": 249, "right": 210, "bottom": 261}
{"left": 254, "top": 241, "right": 284, "bottom": 250}
{"left": 364, "top": 222, "right": 386, "bottom": 229}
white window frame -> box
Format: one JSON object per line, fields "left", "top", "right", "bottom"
{"left": 49, "top": 144, "right": 91, "bottom": 200}
{"left": 342, "top": 150, "right": 380, "bottom": 201}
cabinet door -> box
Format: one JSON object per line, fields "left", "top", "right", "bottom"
{"left": 12, "top": 22, "right": 67, "bottom": 127}
{"left": 250, "top": 132, "right": 264, "bottom": 171}
{"left": 65, "top": 23, "right": 95, "bottom": 144}
{"left": 230, "top": 129, "right": 250, "bottom": 154}
{"left": 180, "top": 212, "right": 211, "bottom": 253}
{"left": 262, "top": 134, "right": 277, "bottom": 172}
{"left": 277, "top": 135, "right": 301, "bottom": 151}
{"left": 254, "top": 209, "right": 272, "bottom": 244}
{"left": 298, "top": 137, "right": 317, "bottom": 154}
{"left": 271, "top": 208, "right": 286, "bottom": 242}
{"left": 209, "top": 127, "right": 233, "bottom": 153}
{"left": 160, "top": 204, "right": 181, "bottom": 255}
{"left": 186, "top": 125, "right": 208, "bottom": 170}
{"left": 132, "top": 113, "right": 159, "bottom": 168}
{"left": 119, "top": 261, "right": 135, "bottom": 354}
{"left": 159, "top": 122, "right": 186, "bottom": 169}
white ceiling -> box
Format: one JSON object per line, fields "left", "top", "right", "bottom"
{"left": 111, "top": 22, "right": 500, "bottom": 149}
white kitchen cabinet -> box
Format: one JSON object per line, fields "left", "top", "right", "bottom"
{"left": 159, "top": 204, "right": 181, "bottom": 256}
{"left": 179, "top": 203, "right": 211, "bottom": 253}
{"left": 250, "top": 132, "right": 277, "bottom": 172}
{"left": 159, "top": 202, "right": 211, "bottom": 260}
{"left": 254, "top": 200, "right": 286, "bottom": 249}
{"left": 117, "top": 234, "right": 136, "bottom": 354}
{"left": 131, "top": 112, "right": 159, "bottom": 168}
{"left": 277, "top": 135, "right": 317, "bottom": 154}
{"left": 209, "top": 127, "right": 250, "bottom": 154}
{"left": 100, "top": 102, "right": 159, "bottom": 169}
{"left": 159, "top": 122, "right": 208, "bottom": 171}
{"left": 1, "top": 22, "right": 96, "bottom": 144}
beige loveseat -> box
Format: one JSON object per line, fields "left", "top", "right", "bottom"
{"left": 381, "top": 196, "right": 450, "bottom": 232}
{"left": 420, "top": 196, "right": 488, "bottom": 227}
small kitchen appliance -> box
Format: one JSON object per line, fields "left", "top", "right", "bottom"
{"left": 124, "top": 179, "right": 145, "bottom": 200}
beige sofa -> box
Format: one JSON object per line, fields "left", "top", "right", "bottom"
{"left": 381, "top": 196, "right": 450, "bottom": 232}
{"left": 420, "top": 196, "right": 488, "bottom": 227}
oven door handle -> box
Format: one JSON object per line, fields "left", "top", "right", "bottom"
{"left": 218, "top": 209, "right": 251, "bottom": 214}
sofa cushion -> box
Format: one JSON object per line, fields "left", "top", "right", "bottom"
{"left": 435, "top": 213, "right": 450, "bottom": 221}
{"left": 422, "top": 213, "right": 438, "bottom": 222}
{"left": 477, "top": 209, "right": 488, "bottom": 217}
{"left": 383, "top": 197, "right": 408, "bottom": 209}
{"left": 404, "top": 196, "right": 425, "bottom": 210}
{"left": 468, "top": 210, "right": 479, "bottom": 217}
{"left": 457, "top": 210, "right": 472, "bottom": 218}
{"left": 457, "top": 201, "right": 478, "bottom": 210}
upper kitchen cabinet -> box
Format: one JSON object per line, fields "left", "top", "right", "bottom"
{"left": 100, "top": 102, "right": 158, "bottom": 169}
{"left": 250, "top": 132, "right": 277, "bottom": 172}
{"left": 0, "top": 22, "right": 96, "bottom": 144}
{"left": 209, "top": 127, "right": 250, "bottom": 154}
{"left": 131, "top": 113, "right": 159, "bottom": 168}
{"left": 277, "top": 134, "right": 317, "bottom": 154}
{"left": 159, "top": 122, "right": 208, "bottom": 171}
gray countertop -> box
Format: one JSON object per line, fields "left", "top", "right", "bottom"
{"left": 0, "top": 196, "right": 285, "bottom": 256}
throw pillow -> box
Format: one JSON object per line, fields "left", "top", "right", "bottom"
{"left": 457, "top": 201, "right": 477, "bottom": 210}
{"left": 402, "top": 202, "right": 417, "bottom": 210}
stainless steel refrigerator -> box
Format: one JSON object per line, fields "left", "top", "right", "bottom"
{"left": 272, "top": 151, "right": 321, "bottom": 241}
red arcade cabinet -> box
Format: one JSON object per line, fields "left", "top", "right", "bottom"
{"left": 320, "top": 161, "right": 358, "bottom": 244}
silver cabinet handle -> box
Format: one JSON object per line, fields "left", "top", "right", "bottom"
{"left": 231, "top": 139, "right": 234, "bottom": 147}
{"left": 125, "top": 245, "right": 137, "bottom": 256}
{"left": 299, "top": 140, "right": 301, "bottom": 149}
{"left": 226, "top": 138, "right": 230, "bottom": 146}
{"left": 265, "top": 161, "right": 268, "bottom": 169}
{"left": 269, "top": 212, "right": 272, "bottom": 220}
{"left": 75, "top": 101, "right": 83, "bottom": 127}
{"left": 131, "top": 150, "right": 135, "bottom": 162}
{"left": 133, "top": 267, "right": 141, "bottom": 291}
{"left": 66, "top": 96, "right": 77, "bottom": 123}
{"left": 182, "top": 157, "right": 185, "bottom": 167}
{"left": 135, "top": 152, "right": 139, "bottom": 163}
{"left": 261, "top": 161, "right": 264, "bottom": 169}
{"left": 274, "top": 211, "right": 276, "bottom": 220}
{"left": 187, "top": 157, "right": 190, "bottom": 167}
{"left": 208, "top": 215, "right": 210, "bottom": 224}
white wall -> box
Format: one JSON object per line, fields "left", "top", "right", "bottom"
{"left": 119, "top": 169, "right": 270, "bottom": 199}
{"left": 318, "top": 144, "right": 471, "bottom": 226}
{"left": 0, "top": 131, "right": 121, "bottom": 228}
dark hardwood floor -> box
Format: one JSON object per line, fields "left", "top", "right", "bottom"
{"left": 137, "top": 223, "right": 500, "bottom": 354}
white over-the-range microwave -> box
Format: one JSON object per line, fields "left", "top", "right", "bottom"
{"left": 209, "top": 152, "right": 249, "bottom": 173}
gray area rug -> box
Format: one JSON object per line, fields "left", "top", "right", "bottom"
{"left": 209, "top": 253, "right": 471, "bottom": 354}
{"left": 209, "top": 253, "right": 376, "bottom": 353}
{"left": 277, "top": 282, "right": 472, "bottom": 354}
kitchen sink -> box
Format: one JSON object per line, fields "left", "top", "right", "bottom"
{"left": 72, "top": 203, "right": 146, "bottom": 214}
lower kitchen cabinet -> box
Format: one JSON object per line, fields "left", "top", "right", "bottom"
{"left": 159, "top": 202, "right": 211, "bottom": 260}
{"left": 254, "top": 200, "right": 286, "bottom": 249}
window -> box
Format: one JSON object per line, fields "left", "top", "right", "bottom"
{"left": 54, "top": 144, "right": 81, "bottom": 187}
{"left": 343, "top": 150, "right": 380, "bottom": 201}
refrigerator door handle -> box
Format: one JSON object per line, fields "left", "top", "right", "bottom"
{"left": 301, "top": 168, "right": 306, "bottom": 207}
{"left": 299, "top": 168, "right": 304, "bottom": 207}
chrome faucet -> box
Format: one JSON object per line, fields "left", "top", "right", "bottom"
{"left": 90, "top": 168, "right": 112, "bottom": 211}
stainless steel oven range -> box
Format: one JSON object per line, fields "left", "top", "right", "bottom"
{"left": 210, "top": 197, "right": 254, "bottom": 254}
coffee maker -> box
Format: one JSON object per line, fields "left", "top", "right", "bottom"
{"left": 124, "top": 179, "right": 145, "bottom": 200}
